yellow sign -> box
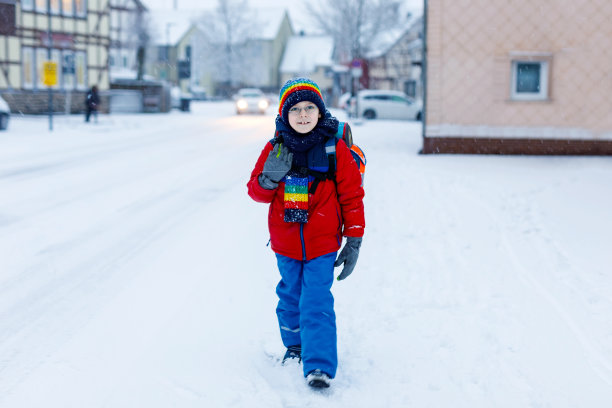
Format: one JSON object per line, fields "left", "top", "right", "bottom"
{"left": 43, "top": 61, "right": 58, "bottom": 86}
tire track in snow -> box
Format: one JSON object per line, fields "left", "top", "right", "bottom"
{"left": 0, "top": 114, "right": 272, "bottom": 399}
{"left": 453, "top": 183, "right": 612, "bottom": 387}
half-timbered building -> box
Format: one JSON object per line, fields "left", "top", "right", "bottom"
{"left": 0, "top": 0, "right": 109, "bottom": 114}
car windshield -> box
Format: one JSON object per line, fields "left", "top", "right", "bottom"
{"left": 239, "top": 90, "right": 263, "bottom": 98}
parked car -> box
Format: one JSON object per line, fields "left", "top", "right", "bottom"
{"left": 234, "top": 88, "right": 269, "bottom": 114}
{"left": 0, "top": 95, "right": 10, "bottom": 130}
{"left": 337, "top": 92, "right": 352, "bottom": 110}
{"left": 351, "top": 90, "right": 422, "bottom": 121}
{"left": 189, "top": 86, "right": 207, "bottom": 101}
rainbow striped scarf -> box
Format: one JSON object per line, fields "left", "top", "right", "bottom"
{"left": 283, "top": 171, "right": 308, "bottom": 223}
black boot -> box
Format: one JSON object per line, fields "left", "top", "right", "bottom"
{"left": 306, "top": 369, "right": 331, "bottom": 388}
{"left": 281, "top": 345, "right": 301, "bottom": 365}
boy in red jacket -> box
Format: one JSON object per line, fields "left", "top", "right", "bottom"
{"left": 247, "top": 78, "right": 365, "bottom": 388}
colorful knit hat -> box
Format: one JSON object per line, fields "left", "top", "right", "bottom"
{"left": 278, "top": 77, "right": 326, "bottom": 123}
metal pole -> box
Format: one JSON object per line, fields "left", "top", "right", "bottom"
{"left": 47, "top": 0, "right": 53, "bottom": 131}
{"left": 421, "top": 0, "right": 428, "bottom": 145}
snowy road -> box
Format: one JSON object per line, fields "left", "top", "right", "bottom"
{"left": 1, "top": 102, "right": 611, "bottom": 407}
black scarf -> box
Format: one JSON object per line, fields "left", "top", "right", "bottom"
{"left": 275, "top": 111, "right": 339, "bottom": 167}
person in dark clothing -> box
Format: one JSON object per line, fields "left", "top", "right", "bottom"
{"left": 85, "top": 85, "right": 99, "bottom": 122}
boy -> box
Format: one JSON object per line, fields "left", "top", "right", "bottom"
{"left": 247, "top": 78, "right": 365, "bottom": 388}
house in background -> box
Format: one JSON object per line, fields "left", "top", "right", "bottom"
{"left": 145, "top": 8, "right": 293, "bottom": 98}
{"left": 0, "top": 0, "right": 110, "bottom": 114}
{"left": 239, "top": 8, "right": 293, "bottom": 93}
{"left": 423, "top": 0, "right": 612, "bottom": 154}
{"left": 367, "top": 16, "right": 423, "bottom": 99}
{"left": 280, "top": 34, "right": 335, "bottom": 100}
{"left": 146, "top": 9, "right": 194, "bottom": 88}
{"left": 194, "top": 8, "right": 293, "bottom": 97}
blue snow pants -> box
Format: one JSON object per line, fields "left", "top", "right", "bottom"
{"left": 275, "top": 252, "right": 337, "bottom": 379}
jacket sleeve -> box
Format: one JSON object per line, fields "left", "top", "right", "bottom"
{"left": 335, "top": 139, "right": 365, "bottom": 237}
{"left": 247, "top": 142, "right": 278, "bottom": 203}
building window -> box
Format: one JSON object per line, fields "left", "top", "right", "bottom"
{"left": 404, "top": 79, "right": 417, "bottom": 98}
{"left": 158, "top": 46, "right": 169, "bottom": 62}
{"left": 50, "top": 49, "right": 61, "bottom": 90}
{"left": 75, "top": 51, "right": 87, "bottom": 90}
{"left": 75, "top": 0, "right": 86, "bottom": 17}
{"left": 62, "top": 0, "right": 73, "bottom": 15}
{"left": 35, "top": 0, "right": 46, "bottom": 12}
{"left": 62, "top": 51, "right": 76, "bottom": 90}
{"left": 511, "top": 60, "right": 549, "bottom": 101}
{"left": 50, "top": 0, "right": 60, "bottom": 14}
{"left": 22, "top": 0, "right": 34, "bottom": 11}
{"left": 36, "top": 48, "right": 47, "bottom": 89}
{"left": 22, "top": 47, "right": 35, "bottom": 89}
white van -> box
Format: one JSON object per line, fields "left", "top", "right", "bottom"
{"left": 352, "top": 90, "right": 422, "bottom": 121}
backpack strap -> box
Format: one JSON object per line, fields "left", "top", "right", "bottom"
{"left": 307, "top": 135, "right": 335, "bottom": 194}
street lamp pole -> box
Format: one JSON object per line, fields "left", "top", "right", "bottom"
{"left": 47, "top": 0, "right": 53, "bottom": 131}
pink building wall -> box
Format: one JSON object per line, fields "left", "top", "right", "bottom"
{"left": 424, "top": 0, "right": 612, "bottom": 154}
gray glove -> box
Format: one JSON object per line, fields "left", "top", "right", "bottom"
{"left": 260, "top": 143, "right": 293, "bottom": 189}
{"left": 334, "top": 237, "right": 362, "bottom": 281}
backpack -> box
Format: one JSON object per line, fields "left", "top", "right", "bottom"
{"left": 333, "top": 122, "right": 366, "bottom": 186}
{"left": 272, "top": 121, "right": 366, "bottom": 194}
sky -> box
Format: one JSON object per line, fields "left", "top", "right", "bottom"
{"left": 1, "top": 102, "right": 611, "bottom": 406}
{"left": 142, "top": 0, "right": 424, "bottom": 33}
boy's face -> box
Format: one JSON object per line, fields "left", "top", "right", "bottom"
{"left": 287, "top": 101, "right": 321, "bottom": 134}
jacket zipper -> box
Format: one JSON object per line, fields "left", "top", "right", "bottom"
{"left": 300, "top": 223, "right": 306, "bottom": 261}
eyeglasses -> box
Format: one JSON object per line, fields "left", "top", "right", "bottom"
{"left": 288, "top": 105, "right": 318, "bottom": 115}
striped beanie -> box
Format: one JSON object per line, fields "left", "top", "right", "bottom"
{"left": 278, "top": 77, "right": 326, "bottom": 123}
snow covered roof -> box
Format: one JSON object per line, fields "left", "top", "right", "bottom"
{"left": 365, "top": 15, "right": 423, "bottom": 59}
{"left": 148, "top": 9, "right": 201, "bottom": 46}
{"left": 280, "top": 35, "right": 334, "bottom": 74}
{"left": 366, "top": 26, "right": 407, "bottom": 59}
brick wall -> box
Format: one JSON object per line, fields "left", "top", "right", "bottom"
{"left": 1, "top": 91, "right": 109, "bottom": 115}
{"left": 423, "top": 137, "right": 612, "bottom": 155}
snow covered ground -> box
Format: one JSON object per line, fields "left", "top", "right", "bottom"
{"left": 1, "top": 102, "right": 611, "bottom": 407}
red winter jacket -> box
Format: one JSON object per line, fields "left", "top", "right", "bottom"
{"left": 247, "top": 138, "right": 365, "bottom": 261}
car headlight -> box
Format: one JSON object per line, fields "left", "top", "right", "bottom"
{"left": 236, "top": 99, "right": 248, "bottom": 110}
{"left": 258, "top": 99, "right": 269, "bottom": 110}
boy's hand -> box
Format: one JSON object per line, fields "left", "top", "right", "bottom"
{"left": 262, "top": 143, "right": 293, "bottom": 183}
{"left": 334, "top": 237, "right": 362, "bottom": 280}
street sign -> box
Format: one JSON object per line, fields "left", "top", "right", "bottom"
{"left": 43, "top": 61, "right": 58, "bottom": 86}
{"left": 178, "top": 60, "right": 191, "bottom": 79}
{"left": 351, "top": 59, "right": 363, "bottom": 78}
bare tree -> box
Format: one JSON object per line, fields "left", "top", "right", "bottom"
{"left": 311, "top": 0, "right": 407, "bottom": 62}
{"left": 197, "top": 0, "right": 260, "bottom": 94}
